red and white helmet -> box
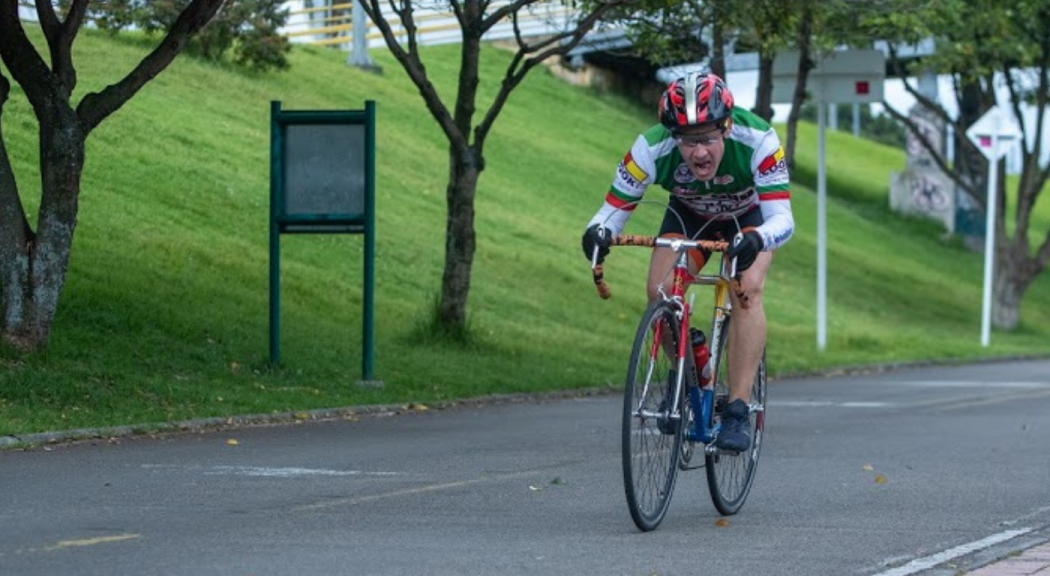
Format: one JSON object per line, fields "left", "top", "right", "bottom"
{"left": 659, "top": 72, "right": 735, "bottom": 131}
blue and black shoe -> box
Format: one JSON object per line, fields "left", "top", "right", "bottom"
{"left": 715, "top": 399, "right": 752, "bottom": 452}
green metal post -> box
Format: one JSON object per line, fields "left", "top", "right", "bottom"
{"left": 363, "top": 100, "right": 376, "bottom": 381}
{"left": 269, "top": 101, "right": 282, "bottom": 366}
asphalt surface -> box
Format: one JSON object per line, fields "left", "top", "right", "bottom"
{"left": 1, "top": 359, "right": 1049, "bottom": 575}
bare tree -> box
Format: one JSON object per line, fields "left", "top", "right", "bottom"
{"left": 359, "top": 0, "right": 640, "bottom": 334}
{"left": 0, "top": 0, "right": 227, "bottom": 352}
{"left": 871, "top": 0, "right": 1050, "bottom": 329}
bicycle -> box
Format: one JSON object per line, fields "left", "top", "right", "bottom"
{"left": 591, "top": 228, "right": 767, "bottom": 532}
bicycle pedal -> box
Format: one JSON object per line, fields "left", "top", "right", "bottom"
{"left": 704, "top": 444, "right": 743, "bottom": 457}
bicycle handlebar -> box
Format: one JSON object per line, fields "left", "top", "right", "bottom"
{"left": 592, "top": 235, "right": 749, "bottom": 308}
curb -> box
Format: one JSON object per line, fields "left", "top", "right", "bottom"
{"left": 3, "top": 354, "right": 1048, "bottom": 451}
{"left": 0, "top": 386, "right": 619, "bottom": 450}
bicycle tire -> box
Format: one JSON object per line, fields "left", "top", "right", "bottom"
{"left": 704, "top": 316, "right": 766, "bottom": 516}
{"left": 622, "top": 300, "right": 685, "bottom": 531}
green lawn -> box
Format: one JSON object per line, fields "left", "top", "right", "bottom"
{"left": 1, "top": 32, "right": 1048, "bottom": 436}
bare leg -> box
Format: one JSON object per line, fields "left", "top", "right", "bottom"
{"left": 646, "top": 241, "right": 701, "bottom": 361}
{"left": 726, "top": 251, "right": 772, "bottom": 404}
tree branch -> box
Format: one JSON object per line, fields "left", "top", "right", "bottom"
{"left": 1003, "top": 69, "right": 1029, "bottom": 150}
{"left": 0, "top": 71, "right": 32, "bottom": 247}
{"left": 887, "top": 44, "right": 958, "bottom": 131}
{"left": 46, "top": 0, "right": 91, "bottom": 97}
{"left": 76, "top": 0, "right": 227, "bottom": 133}
{"left": 481, "top": 0, "right": 535, "bottom": 32}
{"left": 63, "top": 0, "right": 91, "bottom": 44}
{"left": 1035, "top": 225, "right": 1050, "bottom": 271}
{"left": 450, "top": 0, "right": 466, "bottom": 26}
{"left": 0, "top": 1, "right": 55, "bottom": 109}
{"left": 34, "top": 0, "right": 60, "bottom": 45}
{"left": 362, "top": 0, "right": 464, "bottom": 150}
{"left": 1031, "top": 41, "right": 1050, "bottom": 189}
{"left": 882, "top": 100, "right": 981, "bottom": 203}
{"left": 475, "top": 1, "right": 626, "bottom": 147}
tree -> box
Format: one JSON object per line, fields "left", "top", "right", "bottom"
{"left": 359, "top": 0, "right": 641, "bottom": 334}
{"left": 73, "top": 0, "right": 292, "bottom": 72}
{"left": 867, "top": 0, "right": 1050, "bottom": 329}
{"left": 0, "top": 0, "right": 227, "bottom": 352}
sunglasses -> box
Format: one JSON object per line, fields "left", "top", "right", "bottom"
{"left": 672, "top": 132, "right": 724, "bottom": 148}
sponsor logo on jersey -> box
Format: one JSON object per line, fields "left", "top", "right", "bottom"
{"left": 619, "top": 152, "right": 648, "bottom": 185}
{"left": 713, "top": 174, "right": 735, "bottom": 185}
{"left": 674, "top": 187, "right": 757, "bottom": 215}
{"left": 758, "top": 147, "right": 786, "bottom": 177}
{"left": 674, "top": 163, "right": 695, "bottom": 183}
{"left": 617, "top": 164, "right": 641, "bottom": 188}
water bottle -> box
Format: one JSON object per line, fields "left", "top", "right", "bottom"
{"left": 690, "top": 327, "right": 713, "bottom": 387}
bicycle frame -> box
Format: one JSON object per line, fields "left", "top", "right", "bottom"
{"left": 641, "top": 236, "right": 735, "bottom": 448}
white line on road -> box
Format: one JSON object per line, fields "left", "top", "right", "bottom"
{"left": 894, "top": 381, "right": 1049, "bottom": 389}
{"left": 141, "top": 464, "right": 400, "bottom": 477}
{"left": 772, "top": 401, "right": 893, "bottom": 408}
{"left": 871, "top": 528, "right": 1033, "bottom": 576}
{"left": 205, "top": 466, "right": 401, "bottom": 477}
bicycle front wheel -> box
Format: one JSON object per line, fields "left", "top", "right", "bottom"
{"left": 705, "top": 316, "right": 766, "bottom": 516}
{"left": 622, "top": 300, "right": 685, "bottom": 531}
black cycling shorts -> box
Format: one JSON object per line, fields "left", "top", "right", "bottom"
{"left": 657, "top": 196, "right": 764, "bottom": 268}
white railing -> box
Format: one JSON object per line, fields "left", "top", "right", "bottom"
{"left": 280, "top": 0, "right": 583, "bottom": 49}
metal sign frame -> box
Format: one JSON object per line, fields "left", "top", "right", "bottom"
{"left": 269, "top": 100, "right": 377, "bottom": 381}
{"left": 772, "top": 50, "right": 886, "bottom": 351}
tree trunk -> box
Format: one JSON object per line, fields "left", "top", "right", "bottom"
{"left": 752, "top": 52, "right": 774, "bottom": 122}
{"left": 710, "top": 21, "right": 726, "bottom": 81}
{"left": 784, "top": 2, "right": 813, "bottom": 169}
{"left": 0, "top": 102, "right": 85, "bottom": 352}
{"left": 438, "top": 147, "right": 481, "bottom": 330}
{"left": 992, "top": 241, "right": 1035, "bottom": 330}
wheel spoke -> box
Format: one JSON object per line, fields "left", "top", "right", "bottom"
{"left": 622, "top": 302, "right": 683, "bottom": 531}
{"left": 705, "top": 316, "right": 765, "bottom": 516}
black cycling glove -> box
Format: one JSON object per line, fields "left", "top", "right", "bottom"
{"left": 726, "top": 230, "right": 764, "bottom": 272}
{"left": 581, "top": 224, "right": 612, "bottom": 263}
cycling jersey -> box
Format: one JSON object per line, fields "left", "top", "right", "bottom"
{"left": 587, "top": 106, "right": 794, "bottom": 251}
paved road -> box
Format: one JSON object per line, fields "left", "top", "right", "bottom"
{"left": 1, "top": 360, "right": 1049, "bottom": 575}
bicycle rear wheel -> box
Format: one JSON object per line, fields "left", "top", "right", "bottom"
{"left": 622, "top": 300, "right": 685, "bottom": 531}
{"left": 705, "top": 316, "right": 766, "bottom": 516}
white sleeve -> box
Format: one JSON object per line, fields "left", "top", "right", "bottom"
{"left": 585, "top": 134, "right": 655, "bottom": 236}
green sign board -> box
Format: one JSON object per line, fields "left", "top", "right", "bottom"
{"left": 270, "top": 101, "right": 376, "bottom": 381}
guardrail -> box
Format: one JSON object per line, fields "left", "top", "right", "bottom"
{"left": 280, "top": 0, "right": 579, "bottom": 49}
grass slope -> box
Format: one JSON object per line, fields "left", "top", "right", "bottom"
{"left": 1, "top": 32, "right": 1048, "bottom": 435}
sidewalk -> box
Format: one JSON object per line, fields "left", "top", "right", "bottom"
{"left": 967, "top": 541, "right": 1050, "bottom": 575}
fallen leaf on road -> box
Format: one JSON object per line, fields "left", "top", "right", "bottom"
{"left": 862, "top": 464, "right": 874, "bottom": 472}
{"left": 226, "top": 439, "right": 240, "bottom": 446}
{"left": 528, "top": 485, "right": 543, "bottom": 492}
{"left": 715, "top": 518, "right": 729, "bottom": 527}
{"left": 874, "top": 474, "right": 887, "bottom": 484}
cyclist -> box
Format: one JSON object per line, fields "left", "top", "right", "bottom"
{"left": 581, "top": 72, "right": 794, "bottom": 452}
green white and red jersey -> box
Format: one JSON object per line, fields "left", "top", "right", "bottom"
{"left": 587, "top": 106, "right": 794, "bottom": 251}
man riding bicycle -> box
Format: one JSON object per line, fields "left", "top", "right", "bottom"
{"left": 581, "top": 72, "right": 795, "bottom": 452}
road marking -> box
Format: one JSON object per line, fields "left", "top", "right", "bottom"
{"left": 895, "top": 380, "right": 1050, "bottom": 389}
{"left": 772, "top": 401, "right": 893, "bottom": 408}
{"left": 294, "top": 469, "right": 543, "bottom": 511}
{"left": 142, "top": 464, "right": 400, "bottom": 477}
{"left": 205, "top": 466, "right": 400, "bottom": 478}
{"left": 0, "top": 533, "right": 143, "bottom": 556}
{"left": 933, "top": 388, "right": 1050, "bottom": 412}
{"left": 871, "top": 528, "right": 1033, "bottom": 576}
{"left": 44, "top": 534, "right": 141, "bottom": 551}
